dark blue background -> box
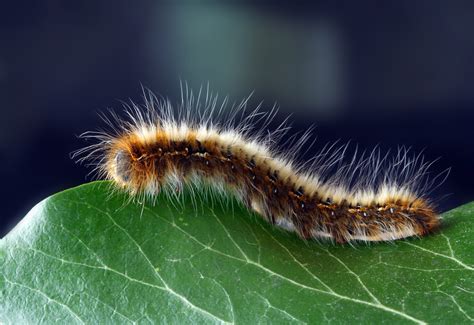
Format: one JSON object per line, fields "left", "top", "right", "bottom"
{"left": 1, "top": 1, "right": 473, "bottom": 236}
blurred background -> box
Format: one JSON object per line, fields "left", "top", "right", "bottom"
{"left": 1, "top": 1, "right": 473, "bottom": 236}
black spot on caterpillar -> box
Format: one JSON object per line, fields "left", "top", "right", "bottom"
{"left": 74, "top": 85, "right": 448, "bottom": 244}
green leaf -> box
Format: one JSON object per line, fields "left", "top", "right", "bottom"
{"left": 1, "top": 181, "right": 473, "bottom": 324}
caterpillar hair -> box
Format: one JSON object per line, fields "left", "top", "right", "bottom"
{"left": 74, "top": 85, "right": 448, "bottom": 244}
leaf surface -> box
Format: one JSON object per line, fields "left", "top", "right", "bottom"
{"left": 1, "top": 181, "right": 473, "bottom": 324}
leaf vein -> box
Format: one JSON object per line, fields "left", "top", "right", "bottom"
{"left": 3, "top": 276, "right": 86, "bottom": 325}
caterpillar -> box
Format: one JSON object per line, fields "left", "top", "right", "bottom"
{"left": 74, "top": 85, "right": 446, "bottom": 244}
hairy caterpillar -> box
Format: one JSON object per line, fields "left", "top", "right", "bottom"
{"left": 75, "top": 86, "right": 446, "bottom": 244}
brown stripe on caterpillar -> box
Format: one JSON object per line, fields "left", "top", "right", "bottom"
{"left": 74, "top": 86, "right": 448, "bottom": 244}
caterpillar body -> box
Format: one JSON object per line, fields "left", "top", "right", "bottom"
{"left": 75, "top": 86, "right": 444, "bottom": 244}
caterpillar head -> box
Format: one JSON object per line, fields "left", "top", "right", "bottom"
{"left": 113, "top": 149, "right": 133, "bottom": 185}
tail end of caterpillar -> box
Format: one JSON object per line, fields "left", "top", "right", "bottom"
{"left": 320, "top": 197, "right": 441, "bottom": 244}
